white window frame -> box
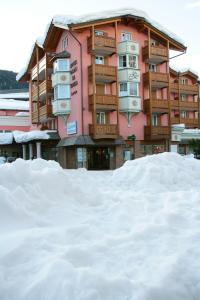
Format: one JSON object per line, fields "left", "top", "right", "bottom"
{"left": 119, "top": 82, "right": 139, "bottom": 97}
{"left": 121, "top": 32, "right": 132, "bottom": 42}
{"left": 54, "top": 85, "right": 70, "bottom": 100}
{"left": 181, "top": 111, "right": 188, "bottom": 118}
{"left": 96, "top": 112, "right": 106, "bottom": 124}
{"left": 118, "top": 54, "right": 138, "bottom": 69}
{"left": 95, "top": 56, "right": 104, "bottom": 65}
{"left": 54, "top": 59, "right": 70, "bottom": 72}
{"left": 181, "top": 78, "right": 188, "bottom": 85}
{"left": 152, "top": 114, "right": 158, "bottom": 126}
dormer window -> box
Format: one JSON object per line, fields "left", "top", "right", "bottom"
{"left": 149, "top": 64, "right": 157, "bottom": 72}
{"left": 95, "top": 56, "right": 104, "bottom": 65}
{"left": 121, "top": 32, "right": 132, "bottom": 42}
{"left": 53, "top": 59, "right": 70, "bottom": 72}
{"left": 181, "top": 78, "right": 188, "bottom": 85}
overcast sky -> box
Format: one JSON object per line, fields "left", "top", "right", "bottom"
{"left": 1, "top": 0, "right": 200, "bottom": 75}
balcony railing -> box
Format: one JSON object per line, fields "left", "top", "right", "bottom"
{"left": 170, "top": 100, "right": 179, "bottom": 108}
{"left": 144, "top": 126, "right": 170, "bottom": 139}
{"left": 89, "top": 124, "right": 118, "bottom": 139}
{"left": 31, "top": 104, "right": 53, "bottom": 124}
{"left": 31, "top": 56, "right": 53, "bottom": 80}
{"left": 31, "top": 80, "right": 52, "bottom": 102}
{"left": 89, "top": 94, "right": 118, "bottom": 110}
{"left": 180, "top": 118, "right": 199, "bottom": 126}
{"left": 88, "top": 36, "right": 116, "bottom": 55}
{"left": 143, "top": 72, "right": 169, "bottom": 88}
{"left": 180, "top": 101, "right": 199, "bottom": 110}
{"left": 171, "top": 117, "right": 180, "bottom": 124}
{"left": 170, "top": 83, "right": 199, "bottom": 95}
{"left": 142, "top": 44, "right": 168, "bottom": 63}
{"left": 88, "top": 65, "right": 117, "bottom": 83}
{"left": 144, "top": 99, "right": 169, "bottom": 113}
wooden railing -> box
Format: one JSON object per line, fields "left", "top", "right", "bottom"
{"left": 88, "top": 65, "right": 117, "bottom": 82}
{"left": 171, "top": 117, "right": 180, "bottom": 124}
{"left": 39, "top": 104, "right": 52, "bottom": 118}
{"left": 31, "top": 56, "right": 53, "bottom": 79}
{"left": 180, "top": 101, "right": 198, "bottom": 110}
{"left": 170, "top": 100, "right": 179, "bottom": 108}
{"left": 89, "top": 94, "right": 118, "bottom": 107}
{"left": 180, "top": 118, "right": 199, "bottom": 126}
{"left": 143, "top": 72, "right": 169, "bottom": 84}
{"left": 170, "top": 83, "right": 199, "bottom": 94}
{"left": 32, "top": 110, "right": 39, "bottom": 123}
{"left": 142, "top": 45, "right": 168, "bottom": 60}
{"left": 144, "top": 99, "right": 169, "bottom": 113}
{"left": 88, "top": 36, "right": 116, "bottom": 53}
{"left": 89, "top": 124, "right": 118, "bottom": 138}
{"left": 145, "top": 126, "right": 170, "bottom": 139}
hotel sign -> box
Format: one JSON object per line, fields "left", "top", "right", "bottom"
{"left": 67, "top": 121, "right": 77, "bottom": 135}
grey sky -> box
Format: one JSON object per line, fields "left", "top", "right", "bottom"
{"left": 0, "top": 0, "right": 199, "bottom": 75}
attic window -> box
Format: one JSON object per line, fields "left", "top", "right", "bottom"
{"left": 95, "top": 30, "right": 104, "bottom": 36}
{"left": 121, "top": 32, "right": 132, "bottom": 42}
{"left": 62, "top": 36, "right": 68, "bottom": 51}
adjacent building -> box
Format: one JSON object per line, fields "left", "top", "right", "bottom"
{"left": 17, "top": 8, "right": 200, "bottom": 169}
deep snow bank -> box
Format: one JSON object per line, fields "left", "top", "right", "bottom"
{"left": 0, "top": 153, "right": 200, "bottom": 300}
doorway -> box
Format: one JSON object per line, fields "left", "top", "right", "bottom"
{"left": 88, "top": 147, "right": 110, "bottom": 170}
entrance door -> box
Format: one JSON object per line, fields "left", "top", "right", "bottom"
{"left": 88, "top": 147, "right": 110, "bottom": 170}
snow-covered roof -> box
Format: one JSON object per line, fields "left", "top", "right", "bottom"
{"left": 0, "top": 132, "right": 13, "bottom": 145}
{"left": 15, "top": 112, "right": 30, "bottom": 117}
{"left": 0, "top": 92, "right": 29, "bottom": 100}
{"left": 0, "top": 99, "right": 29, "bottom": 111}
{"left": 17, "top": 8, "right": 186, "bottom": 82}
{"left": 13, "top": 130, "right": 50, "bottom": 143}
{"left": 170, "top": 65, "right": 199, "bottom": 78}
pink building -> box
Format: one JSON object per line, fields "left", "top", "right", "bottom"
{"left": 18, "top": 8, "right": 200, "bottom": 169}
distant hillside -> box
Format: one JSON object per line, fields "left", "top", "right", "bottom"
{"left": 0, "top": 70, "right": 28, "bottom": 90}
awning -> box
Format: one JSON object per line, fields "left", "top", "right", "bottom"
{"left": 57, "top": 135, "right": 95, "bottom": 147}
{"left": 57, "top": 135, "right": 125, "bottom": 147}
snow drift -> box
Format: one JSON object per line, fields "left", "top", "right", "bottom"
{"left": 0, "top": 152, "right": 200, "bottom": 300}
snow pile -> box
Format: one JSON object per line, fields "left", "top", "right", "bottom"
{"left": 0, "top": 92, "right": 29, "bottom": 100}
{"left": 1, "top": 153, "right": 200, "bottom": 300}
{"left": 13, "top": 130, "right": 50, "bottom": 143}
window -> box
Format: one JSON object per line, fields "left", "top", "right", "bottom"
{"left": 149, "top": 64, "right": 157, "bottom": 72}
{"left": 129, "top": 82, "right": 139, "bottom": 96}
{"left": 54, "top": 85, "right": 70, "bottom": 100}
{"left": 152, "top": 114, "right": 158, "bottom": 126}
{"left": 95, "top": 56, "right": 104, "bottom": 65}
{"left": 119, "top": 55, "right": 127, "bottom": 68}
{"left": 181, "top": 78, "right": 188, "bottom": 85}
{"left": 96, "top": 112, "right": 106, "bottom": 124}
{"left": 119, "top": 83, "right": 128, "bottom": 97}
{"left": 121, "top": 32, "right": 132, "bottom": 41}
{"left": 181, "top": 111, "right": 188, "bottom": 118}
{"left": 95, "top": 30, "right": 104, "bottom": 36}
{"left": 62, "top": 36, "right": 68, "bottom": 50}
{"left": 195, "top": 111, "right": 199, "bottom": 119}
{"left": 180, "top": 94, "right": 188, "bottom": 101}
{"left": 129, "top": 55, "right": 138, "bottom": 68}
{"left": 54, "top": 59, "right": 70, "bottom": 72}
{"left": 119, "top": 55, "right": 138, "bottom": 69}
{"left": 119, "top": 82, "right": 139, "bottom": 97}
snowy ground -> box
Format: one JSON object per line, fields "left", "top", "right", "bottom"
{"left": 0, "top": 153, "right": 200, "bottom": 300}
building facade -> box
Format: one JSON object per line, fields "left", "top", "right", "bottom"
{"left": 18, "top": 9, "right": 200, "bottom": 169}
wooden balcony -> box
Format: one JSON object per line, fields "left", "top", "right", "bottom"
{"left": 144, "top": 126, "right": 170, "bottom": 140}
{"left": 31, "top": 104, "right": 53, "bottom": 124}
{"left": 31, "top": 80, "right": 52, "bottom": 102}
{"left": 89, "top": 124, "right": 118, "bottom": 139}
{"left": 88, "top": 65, "right": 117, "bottom": 83}
{"left": 142, "top": 44, "right": 168, "bottom": 63}
{"left": 180, "top": 118, "right": 199, "bottom": 127}
{"left": 89, "top": 94, "right": 118, "bottom": 111}
{"left": 171, "top": 117, "right": 180, "bottom": 124}
{"left": 144, "top": 99, "right": 169, "bottom": 114}
{"left": 180, "top": 101, "right": 199, "bottom": 111}
{"left": 31, "top": 56, "right": 53, "bottom": 80}
{"left": 88, "top": 36, "right": 116, "bottom": 55}
{"left": 143, "top": 72, "right": 169, "bottom": 88}
{"left": 32, "top": 110, "right": 39, "bottom": 124}
{"left": 170, "top": 83, "right": 199, "bottom": 95}
{"left": 170, "top": 100, "right": 179, "bottom": 108}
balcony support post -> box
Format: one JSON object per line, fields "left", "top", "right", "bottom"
{"left": 36, "top": 142, "right": 42, "bottom": 158}
{"left": 29, "top": 143, "right": 33, "bottom": 159}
